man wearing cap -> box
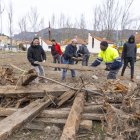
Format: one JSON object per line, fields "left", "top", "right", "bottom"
{"left": 91, "top": 41, "right": 122, "bottom": 79}
{"left": 62, "top": 39, "right": 77, "bottom": 80}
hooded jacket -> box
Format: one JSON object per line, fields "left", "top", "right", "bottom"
{"left": 63, "top": 44, "right": 77, "bottom": 60}
{"left": 27, "top": 45, "right": 46, "bottom": 66}
{"left": 122, "top": 35, "right": 137, "bottom": 59}
{"left": 77, "top": 45, "right": 90, "bottom": 56}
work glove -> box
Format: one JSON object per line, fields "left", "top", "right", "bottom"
{"left": 42, "top": 60, "right": 46, "bottom": 63}
{"left": 72, "top": 57, "right": 77, "bottom": 60}
{"left": 34, "top": 61, "right": 39, "bottom": 64}
{"left": 105, "top": 67, "right": 110, "bottom": 71}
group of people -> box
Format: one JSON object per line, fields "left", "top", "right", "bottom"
{"left": 27, "top": 35, "right": 137, "bottom": 83}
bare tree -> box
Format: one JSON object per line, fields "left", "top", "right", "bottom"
{"left": 18, "top": 16, "right": 28, "bottom": 41}
{"left": 100, "top": 0, "right": 121, "bottom": 40}
{"left": 120, "top": 0, "right": 134, "bottom": 39}
{"left": 73, "top": 18, "right": 79, "bottom": 28}
{"left": 92, "top": 0, "right": 121, "bottom": 40}
{"left": 7, "top": 0, "right": 13, "bottom": 46}
{"left": 18, "top": 16, "right": 27, "bottom": 33}
{"left": 58, "top": 13, "right": 66, "bottom": 28}
{"left": 28, "top": 7, "right": 40, "bottom": 32}
{"left": 0, "top": 0, "right": 4, "bottom": 35}
{"left": 92, "top": 0, "right": 135, "bottom": 41}
{"left": 79, "top": 14, "right": 86, "bottom": 38}
{"left": 38, "top": 17, "right": 45, "bottom": 30}
{"left": 79, "top": 14, "right": 86, "bottom": 29}
{"left": 51, "top": 13, "right": 56, "bottom": 28}
{"left": 65, "top": 17, "right": 73, "bottom": 38}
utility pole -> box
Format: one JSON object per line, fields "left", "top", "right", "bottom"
{"left": 48, "top": 21, "right": 51, "bottom": 41}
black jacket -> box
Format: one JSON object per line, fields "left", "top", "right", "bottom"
{"left": 63, "top": 44, "right": 77, "bottom": 60}
{"left": 122, "top": 35, "right": 137, "bottom": 59}
{"left": 27, "top": 45, "right": 46, "bottom": 66}
{"left": 77, "top": 45, "right": 90, "bottom": 56}
{"left": 51, "top": 45, "right": 58, "bottom": 56}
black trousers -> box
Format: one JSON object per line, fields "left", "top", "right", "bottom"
{"left": 121, "top": 57, "right": 135, "bottom": 79}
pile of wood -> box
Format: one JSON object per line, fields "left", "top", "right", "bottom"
{"left": 0, "top": 66, "right": 17, "bottom": 85}
{"left": 0, "top": 66, "right": 139, "bottom": 140}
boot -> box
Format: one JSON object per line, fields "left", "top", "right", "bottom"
{"left": 131, "top": 78, "right": 134, "bottom": 82}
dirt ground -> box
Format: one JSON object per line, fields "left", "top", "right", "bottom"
{"left": 0, "top": 51, "right": 139, "bottom": 140}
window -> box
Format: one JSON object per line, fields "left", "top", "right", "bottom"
{"left": 48, "top": 46, "right": 51, "bottom": 49}
{"left": 92, "top": 38, "right": 94, "bottom": 48}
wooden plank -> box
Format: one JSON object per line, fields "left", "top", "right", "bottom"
{"left": 60, "top": 92, "right": 85, "bottom": 140}
{"left": 0, "top": 89, "right": 66, "bottom": 98}
{"left": 0, "top": 105, "right": 104, "bottom": 116}
{"left": 0, "top": 107, "right": 105, "bottom": 121}
{"left": 35, "top": 118, "right": 92, "bottom": 131}
{"left": 57, "top": 85, "right": 83, "bottom": 107}
{"left": 0, "top": 96, "right": 55, "bottom": 140}
{"left": 44, "top": 63, "right": 96, "bottom": 72}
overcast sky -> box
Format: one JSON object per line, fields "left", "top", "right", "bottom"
{"left": 1, "top": 0, "right": 140, "bottom": 36}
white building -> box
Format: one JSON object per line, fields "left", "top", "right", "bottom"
{"left": 88, "top": 33, "right": 114, "bottom": 54}
{"left": 40, "top": 38, "right": 52, "bottom": 52}
{"left": 25, "top": 38, "right": 52, "bottom": 52}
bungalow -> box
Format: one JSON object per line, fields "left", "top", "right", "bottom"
{"left": 40, "top": 38, "right": 52, "bottom": 52}
{"left": 87, "top": 33, "right": 114, "bottom": 54}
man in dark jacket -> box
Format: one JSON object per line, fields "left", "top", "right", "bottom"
{"left": 51, "top": 39, "right": 62, "bottom": 71}
{"left": 62, "top": 39, "right": 77, "bottom": 80}
{"left": 27, "top": 37, "right": 47, "bottom": 83}
{"left": 121, "top": 35, "right": 137, "bottom": 82}
{"left": 77, "top": 42, "right": 90, "bottom": 66}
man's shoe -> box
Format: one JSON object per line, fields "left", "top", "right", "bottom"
{"left": 131, "top": 78, "right": 135, "bottom": 82}
{"left": 61, "top": 77, "right": 65, "bottom": 81}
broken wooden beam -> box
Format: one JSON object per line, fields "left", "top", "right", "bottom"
{"left": 19, "top": 69, "right": 38, "bottom": 86}
{"left": 40, "top": 76, "right": 102, "bottom": 96}
{"left": 0, "top": 107, "right": 105, "bottom": 120}
{"left": 60, "top": 92, "right": 85, "bottom": 140}
{"left": 0, "top": 89, "right": 66, "bottom": 98}
{"left": 0, "top": 96, "right": 55, "bottom": 140}
{"left": 57, "top": 84, "right": 83, "bottom": 107}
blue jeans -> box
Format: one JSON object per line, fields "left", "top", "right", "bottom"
{"left": 62, "top": 59, "right": 76, "bottom": 80}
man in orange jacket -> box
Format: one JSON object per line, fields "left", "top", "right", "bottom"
{"left": 51, "top": 39, "right": 62, "bottom": 71}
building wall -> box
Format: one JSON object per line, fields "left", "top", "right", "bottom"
{"left": 87, "top": 33, "right": 113, "bottom": 54}
{"left": 87, "top": 33, "right": 100, "bottom": 54}
{"left": 40, "top": 39, "right": 51, "bottom": 52}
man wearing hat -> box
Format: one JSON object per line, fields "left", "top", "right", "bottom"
{"left": 62, "top": 39, "right": 78, "bottom": 80}
{"left": 91, "top": 41, "right": 122, "bottom": 79}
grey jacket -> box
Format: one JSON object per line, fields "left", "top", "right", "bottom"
{"left": 77, "top": 45, "right": 90, "bottom": 56}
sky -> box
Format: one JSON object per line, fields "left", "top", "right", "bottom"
{"left": 1, "top": 0, "right": 140, "bottom": 36}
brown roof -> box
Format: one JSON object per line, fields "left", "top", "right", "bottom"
{"left": 92, "top": 36, "right": 114, "bottom": 44}
{"left": 43, "top": 39, "right": 52, "bottom": 45}
{"left": 63, "top": 37, "right": 86, "bottom": 45}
